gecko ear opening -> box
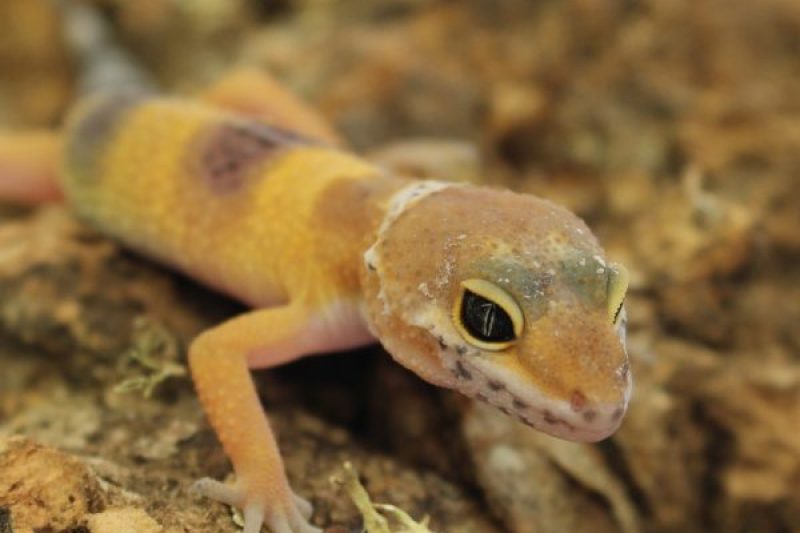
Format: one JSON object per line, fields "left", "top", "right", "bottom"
{"left": 452, "top": 279, "right": 523, "bottom": 351}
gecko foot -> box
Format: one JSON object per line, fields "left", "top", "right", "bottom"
{"left": 292, "top": 492, "right": 313, "bottom": 520}
{"left": 192, "top": 477, "right": 321, "bottom": 533}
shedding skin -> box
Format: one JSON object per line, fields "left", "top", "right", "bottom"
{"left": 0, "top": 69, "right": 631, "bottom": 532}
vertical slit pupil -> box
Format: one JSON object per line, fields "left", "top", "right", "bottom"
{"left": 461, "top": 289, "right": 515, "bottom": 342}
{"left": 613, "top": 298, "right": 625, "bottom": 324}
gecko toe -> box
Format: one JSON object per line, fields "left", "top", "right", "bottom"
{"left": 270, "top": 516, "right": 292, "bottom": 533}
{"left": 192, "top": 475, "right": 321, "bottom": 532}
{"left": 191, "top": 477, "right": 242, "bottom": 507}
{"left": 288, "top": 505, "right": 322, "bottom": 533}
{"left": 292, "top": 492, "right": 313, "bottom": 520}
{"left": 243, "top": 503, "right": 267, "bottom": 533}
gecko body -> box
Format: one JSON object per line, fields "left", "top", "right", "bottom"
{"left": 0, "top": 70, "right": 631, "bottom": 533}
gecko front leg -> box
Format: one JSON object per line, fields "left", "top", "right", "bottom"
{"left": 189, "top": 302, "right": 370, "bottom": 533}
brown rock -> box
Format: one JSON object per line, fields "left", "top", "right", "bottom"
{"left": 0, "top": 437, "right": 106, "bottom": 531}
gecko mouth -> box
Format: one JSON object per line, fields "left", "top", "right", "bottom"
{"left": 441, "top": 347, "right": 630, "bottom": 442}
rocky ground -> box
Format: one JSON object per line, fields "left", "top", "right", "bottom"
{"left": 1, "top": 1, "right": 799, "bottom": 532}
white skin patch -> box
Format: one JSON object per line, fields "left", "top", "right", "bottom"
{"left": 363, "top": 181, "right": 454, "bottom": 316}
{"left": 364, "top": 180, "right": 453, "bottom": 268}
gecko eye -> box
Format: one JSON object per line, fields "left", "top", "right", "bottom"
{"left": 453, "top": 279, "right": 523, "bottom": 351}
{"left": 607, "top": 262, "right": 629, "bottom": 325}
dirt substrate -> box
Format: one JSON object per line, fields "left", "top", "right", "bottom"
{"left": 1, "top": 1, "right": 799, "bottom": 532}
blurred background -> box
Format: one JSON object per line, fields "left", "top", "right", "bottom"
{"left": 0, "top": 1, "right": 798, "bottom": 532}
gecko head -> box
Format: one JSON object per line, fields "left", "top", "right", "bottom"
{"left": 362, "top": 184, "right": 631, "bottom": 442}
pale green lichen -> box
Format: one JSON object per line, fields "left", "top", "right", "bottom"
{"left": 332, "top": 461, "right": 436, "bottom": 533}
{"left": 114, "top": 316, "right": 186, "bottom": 397}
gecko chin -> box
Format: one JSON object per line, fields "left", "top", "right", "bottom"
{"left": 441, "top": 346, "right": 631, "bottom": 443}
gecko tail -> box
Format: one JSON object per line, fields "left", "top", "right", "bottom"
{"left": 0, "top": 131, "right": 63, "bottom": 204}
{"left": 58, "top": 0, "right": 155, "bottom": 97}
{"left": 0, "top": 2, "right": 147, "bottom": 207}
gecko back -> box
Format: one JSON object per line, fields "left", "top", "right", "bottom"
{"left": 61, "top": 93, "right": 383, "bottom": 305}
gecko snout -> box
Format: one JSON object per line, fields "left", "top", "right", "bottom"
{"left": 502, "top": 307, "right": 632, "bottom": 442}
{"left": 540, "top": 387, "right": 630, "bottom": 442}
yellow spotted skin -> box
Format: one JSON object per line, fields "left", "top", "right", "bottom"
{"left": 0, "top": 69, "right": 631, "bottom": 532}
{"left": 56, "top": 90, "right": 416, "bottom": 532}
{"left": 63, "top": 95, "right": 387, "bottom": 307}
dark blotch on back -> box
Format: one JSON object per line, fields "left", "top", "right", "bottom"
{"left": 66, "top": 92, "right": 145, "bottom": 184}
{"left": 197, "top": 121, "right": 317, "bottom": 194}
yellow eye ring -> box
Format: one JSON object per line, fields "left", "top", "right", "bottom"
{"left": 452, "top": 279, "right": 524, "bottom": 351}
{"left": 607, "top": 262, "right": 629, "bottom": 325}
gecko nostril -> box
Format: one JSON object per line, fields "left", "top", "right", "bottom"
{"left": 611, "top": 406, "right": 625, "bottom": 421}
{"left": 570, "top": 390, "right": 587, "bottom": 412}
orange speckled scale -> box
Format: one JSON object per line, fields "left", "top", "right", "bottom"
{"left": 0, "top": 68, "right": 632, "bottom": 533}
{"left": 62, "top": 94, "right": 380, "bottom": 306}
